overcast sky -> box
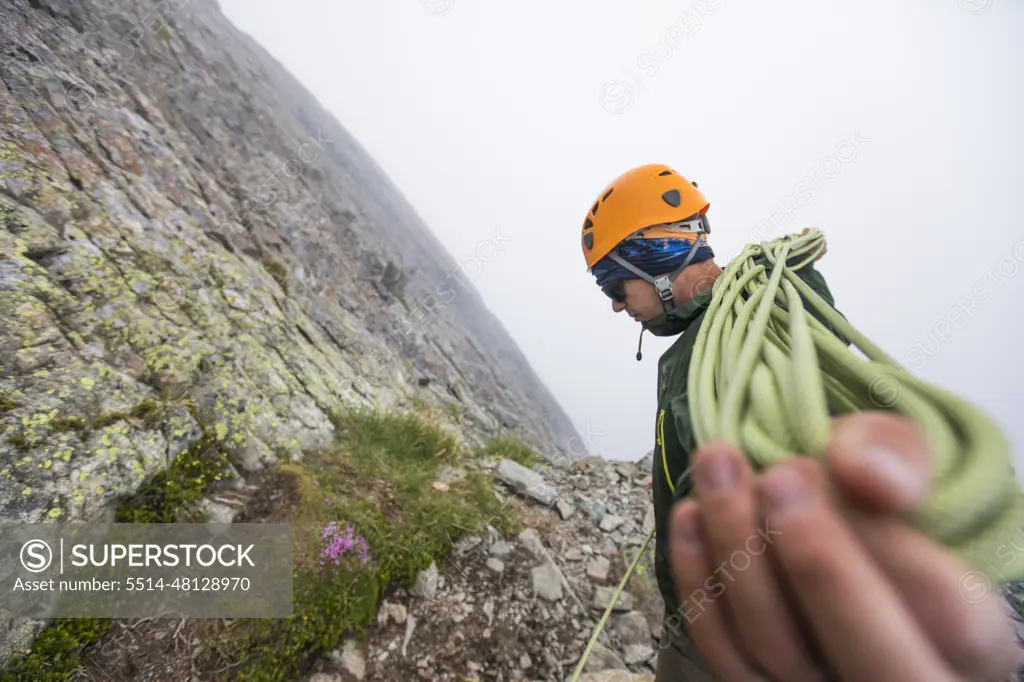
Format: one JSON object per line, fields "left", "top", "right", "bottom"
{"left": 218, "top": 0, "right": 1023, "bottom": 477}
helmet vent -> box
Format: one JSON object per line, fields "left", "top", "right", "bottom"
{"left": 658, "top": 170, "right": 671, "bottom": 176}
{"left": 661, "top": 189, "right": 682, "bottom": 207}
{"left": 602, "top": 188, "right": 614, "bottom": 201}
{"left": 591, "top": 201, "right": 599, "bottom": 217}
{"left": 583, "top": 232, "right": 594, "bottom": 249}
{"left": 583, "top": 217, "right": 593, "bottom": 231}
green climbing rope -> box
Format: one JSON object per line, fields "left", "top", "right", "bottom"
{"left": 570, "top": 229, "right": 1023, "bottom": 680}
{"left": 688, "top": 228, "right": 1024, "bottom": 582}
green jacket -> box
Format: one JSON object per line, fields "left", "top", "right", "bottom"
{"left": 642, "top": 258, "right": 847, "bottom": 621}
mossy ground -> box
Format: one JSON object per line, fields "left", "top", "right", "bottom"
{"left": 0, "top": 619, "right": 110, "bottom": 682}
{"left": 472, "top": 432, "right": 544, "bottom": 468}
{"left": 194, "top": 405, "right": 524, "bottom": 681}
{"left": 2, "top": 405, "right": 538, "bottom": 681}
{"left": 113, "top": 427, "right": 233, "bottom": 523}
{"left": 0, "top": 425, "right": 231, "bottom": 680}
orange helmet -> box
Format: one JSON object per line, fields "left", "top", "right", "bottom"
{"left": 581, "top": 163, "right": 710, "bottom": 271}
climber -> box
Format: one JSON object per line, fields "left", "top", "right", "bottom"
{"left": 581, "top": 164, "right": 1021, "bottom": 682}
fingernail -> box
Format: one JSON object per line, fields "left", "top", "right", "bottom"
{"left": 675, "top": 509, "right": 702, "bottom": 545}
{"left": 700, "top": 449, "right": 736, "bottom": 491}
{"left": 861, "top": 446, "right": 925, "bottom": 500}
{"left": 760, "top": 466, "right": 808, "bottom": 514}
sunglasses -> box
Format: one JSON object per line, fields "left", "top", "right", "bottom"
{"left": 602, "top": 280, "right": 627, "bottom": 303}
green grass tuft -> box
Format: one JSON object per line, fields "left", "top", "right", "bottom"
{"left": 51, "top": 416, "right": 87, "bottom": 432}
{"left": 473, "top": 432, "right": 544, "bottom": 468}
{"left": 6, "top": 434, "right": 30, "bottom": 450}
{"left": 114, "top": 428, "right": 232, "bottom": 523}
{"left": 0, "top": 619, "right": 110, "bottom": 682}
{"left": 200, "top": 405, "right": 521, "bottom": 681}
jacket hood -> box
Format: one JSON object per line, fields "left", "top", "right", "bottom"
{"left": 640, "top": 287, "right": 714, "bottom": 337}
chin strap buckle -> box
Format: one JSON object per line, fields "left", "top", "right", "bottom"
{"left": 653, "top": 276, "right": 674, "bottom": 301}
{"left": 654, "top": 276, "right": 675, "bottom": 313}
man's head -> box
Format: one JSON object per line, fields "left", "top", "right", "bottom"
{"left": 581, "top": 164, "right": 718, "bottom": 323}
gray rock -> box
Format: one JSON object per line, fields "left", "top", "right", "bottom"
{"left": 486, "top": 557, "right": 505, "bottom": 573}
{"left": 531, "top": 562, "right": 563, "bottom": 602}
{"left": 410, "top": 561, "right": 439, "bottom": 600}
{"left": 599, "top": 514, "right": 627, "bottom": 532}
{"left": 615, "top": 462, "right": 638, "bottom": 479}
{"left": 583, "top": 642, "right": 628, "bottom": 673}
{"left": 494, "top": 459, "right": 558, "bottom": 506}
{"left": 488, "top": 540, "right": 511, "bottom": 556}
{"left": 565, "top": 548, "right": 584, "bottom": 562}
{"left": 581, "top": 499, "right": 608, "bottom": 523}
{"left": 593, "top": 586, "right": 634, "bottom": 612}
{"left": 211, "top": 463, "right": 247, "bottom": 491}
{"left": 578, "top": 673, "right": 653, "bottom": 682}
{"left": 649, "top": 610, "right": 664, "bottom": 641}
{"left": 377, "top": 602, "right": 408, "bottom": 626}
{"left": 453, "top": 535, "right": 482, "bottom": 556}
{"left": 550, "top": 453, "right": 572, "bottom": 470}
{"left": 624, "top": 644, "right": 655, "bottom": 665}
{"left": 518, "top": 528, "right": 547, "bottom": 559}
{"left": 586, "top": 556, "right": 611, "bottom": 583}
{"left": 642, "top": 507, "right": 656, "bottom": 536}
{"left": 201, "top": 499, "right": 239, "bottom": 524}
{"left": 308, "top": 674, "right": 343, "bottom": 682}
{"left": 401, "top": 615, "right": 417, "bottom": 658}
{"left": 614, "top": 611, "right": 651, "bottom": 645}
{"left": 556, "top": 499, "right": 575, "bottom": 520}
{"left": 331, "top": 640, "right": 365, "bottom": 680}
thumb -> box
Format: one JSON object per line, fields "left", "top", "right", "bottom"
{"left": 824, "top": 412, "right": 932, "bottom": 515}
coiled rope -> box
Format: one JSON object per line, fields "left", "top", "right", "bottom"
{"left": 570, "top": 229, "right": 1023, "bottom": 681}
{"left": 688, "top": 228, "right": 1023, "bottom": 580}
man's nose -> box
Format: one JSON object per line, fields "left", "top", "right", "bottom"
{"left": 612, "top": 299, "right": 626, "bottom": 313}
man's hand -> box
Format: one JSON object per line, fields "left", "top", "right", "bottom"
{"left": 668, "top": 412, "right": 1022, "bottom": 682}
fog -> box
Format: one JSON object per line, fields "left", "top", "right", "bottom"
{"left": 218, "top": 0, "right": 1024, "bottom": 476}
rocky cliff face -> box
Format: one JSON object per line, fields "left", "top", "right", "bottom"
{"left": 0, "top": 0, "right": 580, "bottom": 530}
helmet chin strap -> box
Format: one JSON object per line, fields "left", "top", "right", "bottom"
{"left": 605, "top": 218, "right": 707, "bottom": 314}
